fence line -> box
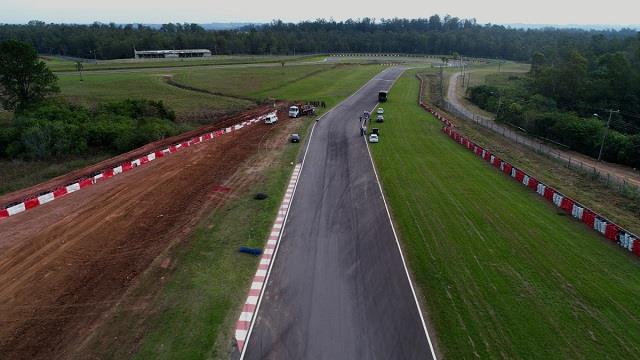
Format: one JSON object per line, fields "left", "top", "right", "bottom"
{"left": 434, "top": 83, "right": 640, "bottom": 199}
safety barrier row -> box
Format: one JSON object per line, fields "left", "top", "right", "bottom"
{"left": 419, "top": 98, "right": 640, "bottom": 258}
{"left": 0, "top": 111, "right": 277, "bottom": 221}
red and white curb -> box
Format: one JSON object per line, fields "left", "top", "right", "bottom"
{"left": 0, "top": 111, "right": 277, "bottom": 221}
{"left": 234, "top": 163, "right": 302, "bottom": 352}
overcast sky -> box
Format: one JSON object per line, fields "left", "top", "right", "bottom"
{"left": 1, "top": 0, "right": 638, "bottom": 26}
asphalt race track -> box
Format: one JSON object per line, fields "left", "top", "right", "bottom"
{"left": 244, "top": 67, "right": 436, "bottom": 360}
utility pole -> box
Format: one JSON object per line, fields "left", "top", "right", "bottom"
{"left": 439, "top": 63, "right": 444, "bottom": 102}
{"left": 461, "top": 56, "right": 465, "bottom": 86}
{"left": 597, "top": 109, "right": 620, "bottom": 162}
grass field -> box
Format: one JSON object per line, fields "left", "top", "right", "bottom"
{"left": 172, "top": 64, "right": 335, "bottom": 98}
{"left": 56, "top": 72, "right": 254, "bottom": 118}
{"left": 43, "top": 54, "right": 322, "bottom": 72}
{"left": 56, "top": 63, "right": 382, "bottom": 118}
{"left": 255, "top": 64, "right": 383, "bottom": 108}
{"left": 370, "top": 72, "right": 640, "bottom": 358}
{"left": 451, "top": 110, "right": 640, "bottom": 236}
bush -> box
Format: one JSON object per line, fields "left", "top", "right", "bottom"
{"left": 0, "top": 99, "right": 180, "bottom": 160}
{"left": 467, "top": 85, "right": 500, "bottom": 112}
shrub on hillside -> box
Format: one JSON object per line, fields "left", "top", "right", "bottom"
{"left": 1, "top": 99, "right": 179, "bottom": 160}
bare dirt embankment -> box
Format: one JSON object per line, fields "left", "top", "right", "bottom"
{"left": 0, "top": 106, "right": 296, "bottom": 359}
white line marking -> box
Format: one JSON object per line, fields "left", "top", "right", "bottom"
{"left": 362, "top": 73, "right": 438, "bottom": 359}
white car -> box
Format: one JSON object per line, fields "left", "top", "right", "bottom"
{"left": 369, "top": 134, "right": 379, "bottom": 143}
{"left": 264, "top": 113, "right": 278, "bottom": 124}
{"left": 377, "top": 108, "right": 384, "bottom": 114}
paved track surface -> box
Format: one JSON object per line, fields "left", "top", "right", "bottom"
{"left": 244, "top": 67, "right": 435, "bottom": 360}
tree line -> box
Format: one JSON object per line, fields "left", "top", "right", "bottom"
{"left": 0, "top": 18, "right": 637, "bottom": 61}
{"left": 467, "top": 35, "right": 640, "bottom": 167}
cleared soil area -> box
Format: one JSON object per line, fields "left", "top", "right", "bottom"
{"left": 0, "top": 106, "right": 271, "bottom": 208}
{"left": 0, "top": 107, "right": 296, "bottom": 359}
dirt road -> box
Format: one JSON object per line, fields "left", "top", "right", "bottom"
{"left": 447, "top": 71, "right": 640, "bottom": 188}
{"left": 0, "top": 108, "right": 296, "bottom": 359}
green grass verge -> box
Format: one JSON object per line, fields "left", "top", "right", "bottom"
{"left": 131, "top": 135, "right": 306, "bottom": 360}
{"left": 370, "top": 71, "right": 640, "bottom": 359}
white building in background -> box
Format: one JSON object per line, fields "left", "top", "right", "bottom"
{"left": 134, "top": 49, "right": 212, "bottom": 59}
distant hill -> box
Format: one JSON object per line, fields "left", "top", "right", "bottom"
{"left": 501, "top": 23, "right": 640, "bottom": 31}
{"left": 140, "top": 22, "right": 260, "bottom": 30}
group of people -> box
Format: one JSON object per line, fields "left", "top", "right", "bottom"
{"left": 359, "top": 112, "right": 369, "bottom": 136}
{"left": 308, "top": 100, "right": 326, "bottom": 108}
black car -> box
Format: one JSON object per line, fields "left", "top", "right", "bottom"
{"left": 291, "top": 133, "right": 300, "bottom": 143}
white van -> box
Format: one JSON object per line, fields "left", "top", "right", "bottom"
{"left": 265, "top": 113, "right": 278, "bottom": 124}
{"left": 289, "top": 106, "right": 300, "bottom": 118}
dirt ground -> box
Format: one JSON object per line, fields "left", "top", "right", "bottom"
{"left": 0, "top": 105, "right": 274, "bottom": 208}
{"left": 0, "top": 107, "right": 297, "bottom": 359}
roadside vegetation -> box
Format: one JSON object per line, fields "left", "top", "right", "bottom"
{"left": 466, "top": 41, "right": 640, "bottom": 167}
{"left": 370, "top": 72, "right": 640, "bottom": 359}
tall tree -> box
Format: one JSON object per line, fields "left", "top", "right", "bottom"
{"left": 0, "top": 40, "right": 59, "bottom": 110}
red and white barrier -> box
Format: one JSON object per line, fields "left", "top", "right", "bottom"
{"left": 0, "top": 111, "right": 277, "bottom": 221}
{"left": 416, "top": 78, "right": 640, "bottom": 258}
{"left": 439, "top": 119, "right": 640, "bottom": 258}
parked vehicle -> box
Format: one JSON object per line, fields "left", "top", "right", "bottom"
{"left": 376, "top": 114, "right": 384, "bottom": 123}
{"left": 265, "top": 113, "right": 278, "bottom": 124}
{"left": 290, "top": 133, "right": 300, "bottom": 143}
{"left": 377, "top": 107, "right": 384, "bottom": 114}
{"left": 369, "top": 133, "right": 379, "bottom": 143}
{"left": 378, "top": 91, "right": 388, "bottom": 102}
{"left": 288, "top": 104, "right": 315, "bottom": 118}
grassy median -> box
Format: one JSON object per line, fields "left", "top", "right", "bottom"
{"left": 369, "top": 71, "right": 640, "bottom": 359}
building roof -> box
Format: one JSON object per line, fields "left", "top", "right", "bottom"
{"left": 134, "top": 49, "right": 211, "bottom": 54}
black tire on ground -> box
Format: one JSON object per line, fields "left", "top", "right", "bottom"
{"left": 254, "top": 193, "right": 268, "bottom": 200}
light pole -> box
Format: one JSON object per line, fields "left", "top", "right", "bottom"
{"left": 491, "top": 91, "right": 502, "bottom": 118}
{"left": 595, "top": 110, "right": 620, "bottom": 162}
